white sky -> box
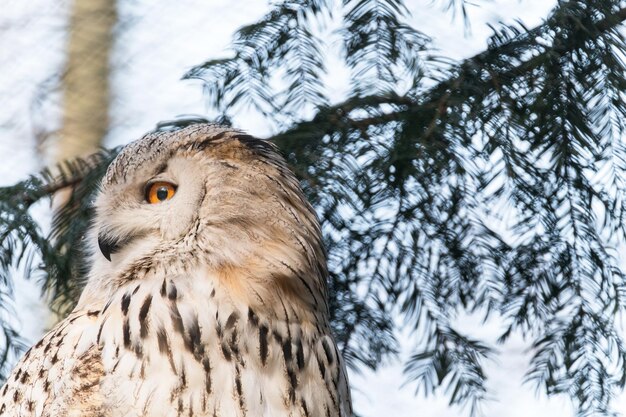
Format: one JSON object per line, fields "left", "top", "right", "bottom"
{"left": 2, "top": 0, "right": 625, "bottom": 415}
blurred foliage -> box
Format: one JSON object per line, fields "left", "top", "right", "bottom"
{"left": 0, "top": 150, "right": 118, "bottom": 380}
{"left": 2, "top": 0, "right": 626, "bottom": 416}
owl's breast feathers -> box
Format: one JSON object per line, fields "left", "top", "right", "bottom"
{"left": 0, "top": 311, "right": 104, "bottom": 416}
{"left": 0, "top": 273, "right": 352, "bottom": 417}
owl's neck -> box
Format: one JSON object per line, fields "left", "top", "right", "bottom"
{"left": 81, "top": 246, "right": 330, "bottom": 329}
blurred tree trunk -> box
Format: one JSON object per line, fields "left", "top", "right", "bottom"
{"left": 47, "top": 0, "right": 117, "bottom": 322}
{"left": 55, "top": 0, "right": 116, "bottom": 163}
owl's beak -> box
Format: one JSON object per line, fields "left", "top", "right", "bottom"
{"left": 98, "top": 233, "right": 122, "bottom": 262}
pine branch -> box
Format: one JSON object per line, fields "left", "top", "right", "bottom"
{"left": 264, "top": 2, "right": 626, "bottom": 414}
{"left": 341, "top": 0, "right": 429, "bottom": 94}
{"left": 183, "top": 0, "right": 328, "bottom": 118}
{"left": 272, "top": 6, "right": 626, "bottom": 146}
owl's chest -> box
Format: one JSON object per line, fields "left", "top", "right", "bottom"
{"left": 93, "top": 278, "right": 337, "bottom": 417}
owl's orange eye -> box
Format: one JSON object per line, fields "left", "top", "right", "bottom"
{"left": 145, "top": 181, "right": 177, "bottom": 204}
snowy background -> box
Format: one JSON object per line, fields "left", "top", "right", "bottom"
{"left": 2, "top": 0, "right": 624, "bottom": 415}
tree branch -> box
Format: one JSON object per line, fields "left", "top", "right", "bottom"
{"left": 269, "top": 7, "right": 626, "bottom": 144}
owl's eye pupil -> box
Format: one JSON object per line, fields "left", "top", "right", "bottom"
{"left": 156, "top": 187, "right": 169, "bottom": 201}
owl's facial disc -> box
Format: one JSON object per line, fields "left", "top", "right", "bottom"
{"left": 94, "top": 155, "right": 205, "bottom": 264}
{"left": 97, "top": 181, "right": 176, "bottom": 261}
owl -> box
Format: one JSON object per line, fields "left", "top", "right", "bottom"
{"left": 0, "top": 124, "right": 352, "bottom": 417}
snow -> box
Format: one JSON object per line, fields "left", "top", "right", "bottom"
{"left": 2, "top": 0, "right": 625, "bottom": 415}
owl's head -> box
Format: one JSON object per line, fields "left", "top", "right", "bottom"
{"left": 81, "top": 123, "right": 328, "bottom": 318}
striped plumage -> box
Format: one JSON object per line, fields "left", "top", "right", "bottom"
{"left": 0, "top": 124, "right": 352, "bottom": 416}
